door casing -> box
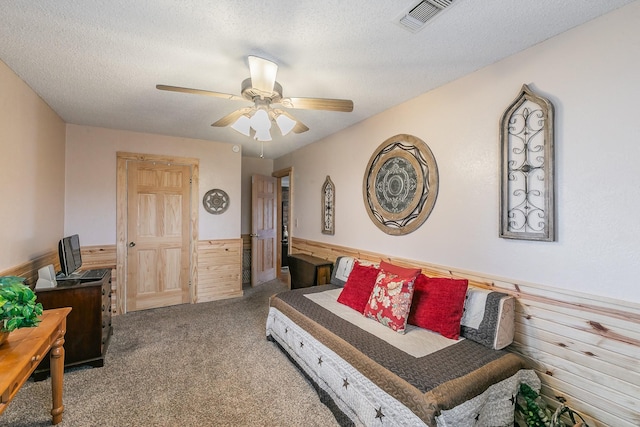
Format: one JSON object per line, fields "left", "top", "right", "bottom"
{"left": 116, "top": 152, "right": 199, "bottom": 314}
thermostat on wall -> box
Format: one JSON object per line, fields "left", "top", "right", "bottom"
{"left": 232, "top": 145, "right": 240, "bottom": 153}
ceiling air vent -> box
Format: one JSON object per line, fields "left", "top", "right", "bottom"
{"left": 395, "top": 0, "right": 455, "bottom": 33}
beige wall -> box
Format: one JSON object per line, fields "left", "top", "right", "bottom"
{"left": 0, "top": 60, "right": 66, "bottom": 270}
{"left": 65, "top": 125, "right": 241, "bottom": 244}
{"left": 240, "top": 156, "right": 274, "bottom": 234}
{"left": 275, "top": 2, "right": 640, "bottom": 303}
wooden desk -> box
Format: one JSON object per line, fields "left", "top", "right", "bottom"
{"left": 288, "top": 253, "right": 333, "bottom": 289}
{"left": 0, "top": 308, "right": 71, "bottom": 425}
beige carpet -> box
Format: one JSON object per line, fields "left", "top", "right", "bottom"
{"left": 2, "top": 279, "right": 339, "bottom": 427}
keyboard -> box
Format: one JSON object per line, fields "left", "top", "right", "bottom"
{"left": 78, "top": 268, "right": 109, "bottom": 281}
{"left": 58, "top": 268, "right": 109, "bottom": 282}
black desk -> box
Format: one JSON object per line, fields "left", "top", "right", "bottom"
{"left": 288, "top": 253, "right": 333, "bottom": 289}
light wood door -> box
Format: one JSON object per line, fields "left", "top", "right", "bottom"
{"left": 126, "top": 161, "right": 191, "bottom": 311}
{"left": 251, "top": 174, "right": 277, "bottom": 285}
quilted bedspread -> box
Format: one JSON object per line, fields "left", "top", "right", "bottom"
{"left": 267, "top": 285, "right": 531, "bottom": 426}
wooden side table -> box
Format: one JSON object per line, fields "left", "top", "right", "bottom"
{"left": 0, "top": 308, "right": 71, "bottom": 425}
{"left": 288, "top": 253, "right": 333, "bottom": 289}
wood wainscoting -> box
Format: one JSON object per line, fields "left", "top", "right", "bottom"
{"left": 88, "top": 240, "right": 243, "bottom": 308}
{"left": 196, "top": 239, "right": 243, "bottom": 303}
{"left": 1, "top": 239, "right": 243, "bottom": 315}
{"left": 290, "top": 237, "right": 640, "bottom": 427}
{"left": 0, "top": 246, "right": 118, "bottom": 314}
{"left": 81, "top": 246, "right": 117, "bottom": 314}
{"left": 0, "top": 251, "right": 60, "bottom": 287}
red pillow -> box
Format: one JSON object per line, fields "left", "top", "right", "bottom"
{"left": 379, "top": 260, "right": 422, "bottom": 278}
{"left": 337, "top": 262, "right": 380, "bottom": 313}
{"left": 363, "top": 270, "right": 416, "bottom": 333}
{"left": 408, "top": 274, "right": 469, "bottom": 339}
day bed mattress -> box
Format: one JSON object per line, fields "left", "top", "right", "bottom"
{"left": 266, "top": 285, "right": 537, "bottom": 426}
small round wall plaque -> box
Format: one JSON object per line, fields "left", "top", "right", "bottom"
{"left": 203, "top": 189, "right": 229, "bottom": 214}
{"left": 363, "top": 134, "right": 439, "bottom": 235}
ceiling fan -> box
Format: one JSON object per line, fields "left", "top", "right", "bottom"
{"left": 156, "top": 56, "right": 354, "bottom": 141}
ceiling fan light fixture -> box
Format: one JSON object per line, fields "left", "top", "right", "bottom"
{"left": 231, "top": 114, "right": 251, "bottom": 136}
{"left": 248, "top": 56, "right": 278, "bottom": 94}
{"left": 250, "top": 108, "right": 271, "bottom": 132}
{"left": 160, "top": 54, "right": 352, "bottom": 146}
{"left": 254, "top": 127, "right": 272, "bottom": 142}
{"left": 275, "top": 113, "right": 297, "bottom": 136}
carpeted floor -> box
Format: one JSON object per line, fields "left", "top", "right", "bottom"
{"left": 2, "top": 279, "right": 340, "bottom": 427}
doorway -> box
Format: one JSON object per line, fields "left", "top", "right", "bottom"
{"left": 280, "top": 176, "right": 290, "bottom": 274}
{"left": 272, "top": 167, "right": 293, "bottom": 283}
{"left": 116, "top": 152, "right": 199, "bottom": 314}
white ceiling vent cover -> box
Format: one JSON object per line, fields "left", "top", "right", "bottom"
{"left": 395, "top": 0, "right": 455, "bottom": 33}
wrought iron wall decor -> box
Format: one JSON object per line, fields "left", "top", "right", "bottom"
{"left": 203, "top": 188, "right": 229, "bottom": 214}
{"left": 363, "top": 134, "right": 439, "bottom": 235}
{"left": 500, "top": 84, "right": 555, "bottom": 241}
{"left": 321, "top": 176, "right": 335, "bottom": 235}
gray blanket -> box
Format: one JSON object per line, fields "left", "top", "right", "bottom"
{"left": 269, "top": 285, "right": 526, "bottom": 424}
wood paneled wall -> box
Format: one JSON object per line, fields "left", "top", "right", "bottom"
{"left": 81, "top": 245, "right": 117, "bottom": 314}
{"left": 90, "top": 240, "right": 243, "bottom": 308}
{"left": 290, "top": 237, "right": 640, "bottom": 427}
{"left": 2, "top": 239, "right": 243, "bottom": 315}
{"left": 241, "top": 234, "right": 251, "bottom": 251}
{"left": 0, "top": 251, "right": 60, "bottom": 287}
{"left": 0, "top": 246, "right": 118, "bottom": 313}
{"left": 196, "top": 239, "right": 243, "bottom": 302}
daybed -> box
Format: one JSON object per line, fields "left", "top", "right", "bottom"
{"left": 266, "top": 256, "right": 540, "bottom": 426}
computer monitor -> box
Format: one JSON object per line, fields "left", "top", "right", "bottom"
{"left": 58, "top": 234, "right": 82, "bottom": 276}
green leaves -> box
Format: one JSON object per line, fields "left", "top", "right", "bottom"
{"left": 515, "top": 383, "right": 553, "bottom": 427}
{"left": 0, "top": 276, "right": 44, "bottom": 332}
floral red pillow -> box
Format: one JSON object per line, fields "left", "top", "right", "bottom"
{"left": 337, "top": 261, "right": 380, "bottom": 313}
{"left": 408, "top": 274, "right": 469, "bottom": 339}
{"left": 363, "top": 270, "right": 416, "bottom": 333}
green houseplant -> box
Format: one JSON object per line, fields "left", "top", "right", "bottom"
{"left": 515, "top": 383, "right": 589, "bottom": 427}
{"left": 0, "top": 276, "right": 44, "bottom": 344}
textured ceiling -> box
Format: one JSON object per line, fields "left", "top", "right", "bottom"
{"left": 0, "top": 0, "right": 634, "bottom": 158}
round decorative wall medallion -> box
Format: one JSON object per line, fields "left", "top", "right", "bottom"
{"left": 363, "top": 134, "right": 439, "bottom": 235}
{"left": 203, "top": 189, "right": 229, "bottom": 214}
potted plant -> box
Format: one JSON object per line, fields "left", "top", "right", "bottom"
{"left": 0, "top": 276, "right": 44, "bottom": 345}
{"left": 515, "top": 383, "right": 589, "bottom": 427}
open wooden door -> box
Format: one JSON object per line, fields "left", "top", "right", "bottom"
{"left": 126, "top": 161, "right": 192, "bottom": 311}
{"left": 251, "top": 174, "right": 277, "bottom": 286}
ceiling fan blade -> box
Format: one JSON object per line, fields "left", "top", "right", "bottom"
{"left": 211, "top": 107, "right": 255, "bottom": 127}
{"left": 292, "top": 120, "right": 310, "bottom": 134}
{"left": 281, "top": 97, "right": 353, "bottom": 112}
{"left": 248, "top": 56, "right": 278, "bottom": 94}
{"left": 156, "top": 84, "right": 244, "bottom": 101}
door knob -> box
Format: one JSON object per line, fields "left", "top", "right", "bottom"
{"left": 129, "top": 241, "right": 136, "bottom": 247}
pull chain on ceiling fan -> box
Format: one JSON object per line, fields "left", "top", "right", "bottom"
{"left": 157, "top": 55, "right": 354, "bottom": 141}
